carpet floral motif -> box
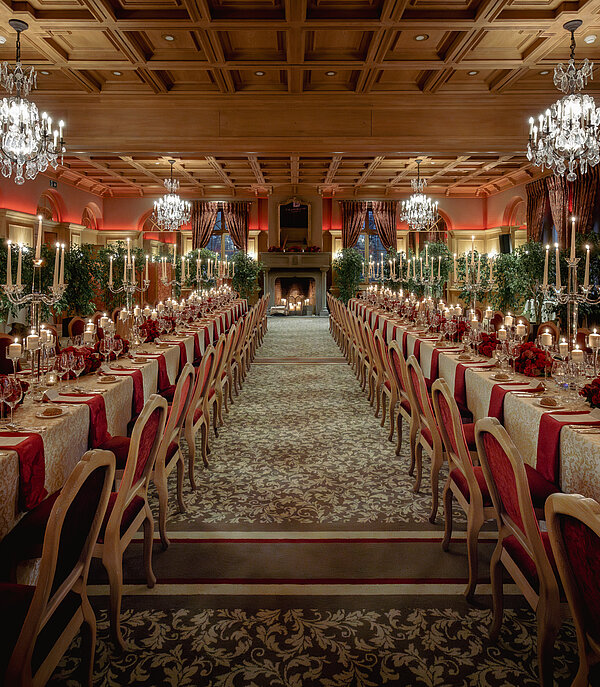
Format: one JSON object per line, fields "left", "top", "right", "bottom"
{"left": 51, "top": 605, "right": 577, "bottom": 686}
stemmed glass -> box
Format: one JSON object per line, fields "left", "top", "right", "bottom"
{"left": 3, "top": 377, "right": 22, "bottom": 430}
{"left": 56, "top": 352, "right": 72, "bottom": 387}
{"left": 99, "top": 338, "right": 113, "bottom": 368}
{"left": 507, "top": 340, "right": 521, "bottom": 376}
{"left": 112, "top": 338, "right": 124, "bottom": 361}
{"left": 71, "top": 354, "right": 86, "bottom": 389}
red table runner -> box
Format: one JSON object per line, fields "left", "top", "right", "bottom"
{"left": 109, "top": 369, "right": 145, "bottom": 415}
{"left": 0, "top": 432, "right": 46, "bottom": 511}
{"left": 488, "top": 382, "right": 542, "bottom": 423}
{"left": 138, "top": 353, "right": 170, "bottom": 393}
{"left": 56, "top": 393, "right": 111, "bottom": 449}
{"left": 537, "top": 410, "right": 600, "bottom": 485}
{"left": 454, "top": 362, "right": 495, "bottom": 413}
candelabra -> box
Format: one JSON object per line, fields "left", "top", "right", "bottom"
{"left": 455, "top": 261, "right": 495, "bottom": 312}
{"left": 108, "top": 269, "right": 150, "bottom": 313}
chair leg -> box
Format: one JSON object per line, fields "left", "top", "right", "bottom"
{"left": 201, "top": 421, "right": 210, "bottom": 467}
{"left": 395, "top": 413, "right": 404, "bottom": 456}
{"left": 387, "top": 400, "right": 396, "bottom": 441}
{"left": 176, "top": 455, "right": 186, "bottom": 513}
{"left": 489, "top": 543, "right": 504, "bottom": 642}
{"left": 412, "top": 443, "right": 423, "bottom": 492}
{"left": 80, "top": 596, "right": 97, "bottom": 687}
{"left": 185, "top": 425, "right": 198, "bottom": 490}
{"left": 212, "top": 402, "right": 219, "bottom": 437}
{"left": 380, "top": 391, "right": 387, "bottom": 427}
{"left": 143, "top": 507, "right": 157, "bottom": 588}
{"left": 464, "top": 510, "right": 484, "bottom": 601}
{"left": 536, "top": 596, "right": 560, "bottom": 687}
{"left": 155, "top": 471, "right": 170, "bottom": 550}
{"left": 102, "top": 547, "right": 126, "bottom": 651}
{"left": 374, "top": 381, "right": 381, "bottom": 416}
{"left": 442, "top": 481, "right": 453, "bottom": 552}
{"left": 428, "top": 447, "right": 444, "bottom": 524}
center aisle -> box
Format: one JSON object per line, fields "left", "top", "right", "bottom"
{"left": 51, "top": 316, "right": 578, "bottom": 686}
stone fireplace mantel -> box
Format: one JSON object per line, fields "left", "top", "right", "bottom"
{"left": 260, "top": 252, "right": 331, "bottom": 316}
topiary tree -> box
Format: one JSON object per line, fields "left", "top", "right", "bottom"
{"left": 231, "top": 251, "right": 263, "bottom": 300}
{"left": 333, "top": 248, "right": 363, "bottom": 304}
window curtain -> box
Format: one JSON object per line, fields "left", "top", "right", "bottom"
{"left": 546, "top": 175, "right": 568, "bottom": 245}
{"left": 525, "top": 178, "right": 547, "bottom": 242}
{"left": 371, "top": 201, "right": 397, "bottom": 250}
{"left": 572, "top": 165, "right": 599, "bottom": 236}
{"left": 191, "top": 201, "right": 219, "bottom": 249}
{"left": 340, "top": 200, "right": 368, "bottom": 248}
{"left": 222, "top": 201, "right": 251, "bottom": 251}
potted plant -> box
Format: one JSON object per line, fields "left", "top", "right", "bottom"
{"left": 232, "top": 251, "right": 263, "bottom": 303}
{"left": 333, "top": 248, "right": 363, "bottom": 304}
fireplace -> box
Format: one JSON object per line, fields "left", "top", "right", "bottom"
{"left": 274, "top": 277, "right": 316, "bottom": 311}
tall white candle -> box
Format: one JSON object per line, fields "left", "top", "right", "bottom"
{"left": 471, "top": 236, "right": 475, "bottom": 266}
{"left": 59, "top": 244, "right": 65, "bottom": 286}
{"left": 589, "top": 329, "right": 600, "bottom": 350}
{"left": 570, "top": 216, "right": 576, "bottom": 261}
{"left": 555, "top": 243, "right": 561, "bottom": 288}
{"left": 453, "top": 252, "right": 457, "bottom": 278}
{"left": 438, "top": 255, "right": 441, "bottom": 279}
{"left": 109, "top": 256, "right": 113, "bottom": 285}
{"left": 584, "top": 244, "right": 590, "bottom": 289}
{"left": 476, "top": 253, "right": 481, "bottom": 283}
{"left": 425, "top": 243, "right": 428, "bottom": 263}
{"left": 420, "top": 257, "right": 423, "bottom": 279}
{"left": 127, "top": 237, "right": 131, "bottom": 266}
{"left": 489, "top": 254, "right": 494, "bottom": 281}
{"left": 35, "top": 215, "right": 42, "bottom": 261}
{"left": 145, "top": 255, "right": 149, "bottom": 282}
{"left": 131, "top": 255, "right": 135, "bottom": 278}
{"left": 543, "top": 244, "right": 549, "bottom": 288}
{"left": 123, "top": 256, "right": 127, "bottom": 282}
{"left": 52, "top": 242, "right": 59, "bottom": 289}
{"left": 5, "top": 240, "right": 11, "bottom": 287}
{"left": 16, "top": 244, "right": 22, "bottom": 287}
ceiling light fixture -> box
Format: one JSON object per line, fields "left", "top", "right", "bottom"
{"left": 527, "top": 20, "right": 600, "bottom": 181}
{"left": 585, "top": 34, "right": 597, "bottom": 44}
{"left": 400, "top": 159, "right": 438, "bottom": 232}
{"left": 325, "top": 71, "right": 337, "bottom": 76}
{"left": 414, "top": 34, "right": 428, "bottom": 41}
{"left": 40, "top": 70, "right": 50, "bottom": 75}
{"left": 112, "top": 71, "right": 122, "bottom": 76}
{"left": 163, "top": 34, "right": 175, "bottom": 41}
{"left": 0, "top": 37, "right": 6, "bottom": 45}
{"left": 540, "top": 70, "right": 549, "bottom": 75}
{"left": 0, "top": 20, "right": 65, "bottom": 185}
{"left": 255, "top": 71, "right": 265, "bottom": 76}
{"left": 153, "top": 159, "right": 191, "bottom": 231}
{"left": 468, "top": 70, "right": 478, "bottom": 76}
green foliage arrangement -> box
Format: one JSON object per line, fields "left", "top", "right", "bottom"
{"left": 231, "top": 251, "right": 263, "bottom": 300}
{"left": 333, "top": 248, "right": 363, "bottom": 304}
{"left": 179, "top": 248, "right": 218, "bottom": 291}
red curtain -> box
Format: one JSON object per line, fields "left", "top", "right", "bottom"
{"left": 546, "top": 175, "right": 568, "bottom": 245}
{"left": 371, "top": 201, "right": 397, "bottom": 250}
{"left": 191, "top": 201, "right": 219, "bottom": 249}
{"left": 525, "top": 178, "right": 547, "bottom": 242}
{"left": 340, "top": 200, "right": 367, "bottom": 248}
{"left": 572, "top": 165, "right": 599, "bottom": 236}
{"left": 223, "top": 201, "right": 251, "bottom": 251}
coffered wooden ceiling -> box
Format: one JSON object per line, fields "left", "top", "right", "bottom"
{"left": 3, "top": 0, "right": 600, "bottom": 197}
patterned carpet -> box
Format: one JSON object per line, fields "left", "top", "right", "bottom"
{"left": 50, "top": 316, "right": 580, "bottom": 686}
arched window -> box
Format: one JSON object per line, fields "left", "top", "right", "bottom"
{"left": 206, "top": 208, "right": 238, "bottom": 260}
{"left": 36, "top": 191, "right": 61, "bottom": 222}
{"left": 81, "top": 207, "right": 97, "bottom": 230}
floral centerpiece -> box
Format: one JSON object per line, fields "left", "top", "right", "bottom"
{"left": 580, "top": 377, "right": 600, "bottom": 409}
{"left": 514, "top": 342, "right": 552, "bottom": 377}
{"left": 305, "top": 245, "right": 321, "bottom": 252}
{"left": 140, "top": 318, "right": 160, "bottom": 343}
{"left": 268, "top": 246, "right": 284, "bottom": 252}
{"left": 62, "top": 345, "right": 101, "bottom": 377}
{"left": 478, "top": 332, "right": 500, "bottom": 358}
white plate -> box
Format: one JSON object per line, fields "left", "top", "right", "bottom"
{"left": 536, "top": 400, "right": 565, "bottom": 410}
{"left": 36, "top": 408, "right": 65, "bottom": 419}
{"left": 490, "top": 374, "right": 513, "bottom": 382}
{"left": 98, "top": 376, "right": 118, "bottom": 384}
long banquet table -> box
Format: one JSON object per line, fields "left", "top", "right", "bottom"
{"left": 349, "top": 298, "right": 600, "bottom": 503}
{"left": 0, "top": 299, "right": 247, "bottom": 540}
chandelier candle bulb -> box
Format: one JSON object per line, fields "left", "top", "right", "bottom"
{"left": 8, "top": 340, "right": 21, "bottom": 359}
{"left": 543, "top": 245, "right": 549, "bottom": 288}
{"left": 35, "top": 215, "right": 42, "bottom": 261}
{"left": 498, "top": 327, "right": 508, "bottom": 341}
{"left": 571, "top": 346, "right": 584, "bottom": 363}
{"left": 589, "top": 329, "right": 600, "bottom": 349}
{"left": 584, "top": 245, "right": 591, "bottom": 288}
{"left": 16, "top": 244, "right": 21, "bottom": 287}
{"left": 541, "top": 329, "right": 553, "bottom": 346}
{"left": 555, "top": 243, "right": 561, "bottom": 288}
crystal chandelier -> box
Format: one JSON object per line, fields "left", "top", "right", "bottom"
{"left": 400, "top": 159, "right": 438, "bottom": 231}
{"left": 153, "top": 160, "right": 191, "bottom": 231}
{"left": 527, "top": 20, "right": 600, "bottom": 181}
{"left": 0, "top": 20, "right": 65, "bottom": 185}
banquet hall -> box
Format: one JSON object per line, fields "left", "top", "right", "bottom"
{"left": 1, "top": 1, "right": 600, "bottom": 685}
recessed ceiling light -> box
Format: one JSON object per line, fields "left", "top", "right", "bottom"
{"left": 540, "top": 70, "right": 549, "bottom": 75}
{"left": 467, "top": 70, "right": 478, "bottom": 76}
{"left": 112, "top": 71, "right": 122, "bottom": 76}
{"left": 325, "top": 71, "right": 337, "bottom": 76}
{"left": 0, "top": 36, "right": 6, "bottom": 45}
{"left": 163, "top": 34, "right": 175, "bottom": 41}
{"left": 414, "top": 34, "right": 429, "bottom": 41}
{"left": 255, "top": 70, "right": 265, "bottom": 76}
{"left": 585, "top": 34, "right": 597, "bottom": 44}
{"left": 40, "top": 70, "right": 50, "bottom": 75}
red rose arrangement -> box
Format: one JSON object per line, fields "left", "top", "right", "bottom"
{"left": 456, "top": 320, "right": 469, "bottom": 340}
{"left": 286, "top": 245, "right": 303, "bottom": 253}
{"left": 514, "top": 342, "right": 552, "bottom": 377}
{"left": 140, "top": 317, "right": 160, "bottom": 342}
{"left": 268, "top": 246, "right": 284, "bottom": 252}
{"left": 305, "top": 245, "right": 321, "bottom": 252}
{"left": 580, "top": 377, "right": 600, "bottom": 409}
{"left": 478, "top": 332, "right": 500, "bottom": 358}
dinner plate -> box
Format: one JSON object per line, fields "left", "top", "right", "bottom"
{"left": 98, "top": 376, "right": 118, "bottom": 384}
{"left": 490, "top": 374, "right": 513, "bottom": 382}
{"left": 536, "top": 400, "right": 565, "bottom": 410}
{"left": 36, "top": 408, "right": 66, "bottom": 419}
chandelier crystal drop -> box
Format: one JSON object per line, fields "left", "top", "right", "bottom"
{"left": 527, "top": 20, "right": 600, "bottom": 181}
{"left": 400, "top": 159, "right": 438, "bottom": 231}
{"left": 0, "top": 20, "right": 65, "bottom": 185}
{"left": 153, "top": 160, "right": 191, "bottom": 231}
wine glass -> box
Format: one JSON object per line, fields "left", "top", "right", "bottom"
{"left": 4, "top": 377, "right": 22, "bottom": 430}
{"left": 56, "top": 353, "right": 71, "bottom": 387}
{"left": 71, "top": 354, "right": 85, "bottom": 388}
{"left": 99, "top": 338, "right": 113, "bottom": 368}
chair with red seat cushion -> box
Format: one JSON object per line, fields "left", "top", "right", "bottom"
{"left": 475, "top": 417, "right": 564, "bottom": 687}
{"left": 406, "top": 355, "right": 444, "bottom": 524}
{"left": 0, "top": 334, "right": 17, "bottom": 375}
{"left": 152, "top": 363, "right": 195, "bottom": 549}
{"left": 207, "top": 334, "right": 226, "bottom": 439}
{"left": 183, "top": 346, "right": 216, "bottom": 488}
{"left": 388, "top": 341, "right": 418, "bottom": 463}
{"left": 92, "top": 395, "right": 167, "bottom": 651}
{"left": 432, "top": 378, "right": 496, "bottom": 601}
{"left": 546, "top": 493, "right": 600, "bottom": 687}
{"left": 1, "top": 449, "right": 114, "bottom": 687}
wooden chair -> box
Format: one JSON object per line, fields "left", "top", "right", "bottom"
{"left": 41, "top": 324, "right": 60, "bottom": 353}
{"left": 2, "top": 449, "right": 115, "bottom": 687}
{"left": 207, "top": 333, "right": 226, "bottom": 437}
{"left": 153, "top": 363, "right": 195, "bottom": 549}
{"left": 406, "top": 355, "right": 444, "bottom": 523}
{"left": 388, "top": 341, "right": 417, "bottom": 459}
{"left": 92, "top": 395, "right": 168, "bottom": 650}
{"left": 67, "top": 316, "right": 86, "bottom": 340}
{"left": 546, "top": 493, "right": 600, "bottom": 687}
{"left": 0, "top": 333, "right": 15, "bottom": 375}
{"left": 431, "top": 378, "right": 495, "bottom": 600}
{"left": 475, "top": 417, "right": 565, "bottom": 687}
{"left": 370, "top": 329, "right": 388, "bottom": 419}
{"left": 183, "top": 345, "right": 216, "bottom": 485}
{"left": 491, "top": 312, "right": 504, "bottom": 332}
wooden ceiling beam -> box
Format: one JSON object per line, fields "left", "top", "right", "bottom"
{"left": 248, "top": 155, "right": 266, "bottom": 185}
{"left": 290, "top": 154, "right": 300, "bottom": 185}
{"left": 445, "top": 155, "right": 514, "bottom": 191}
{"left": 355, "top": 156, "right": 385, "bottom": 186}
{"left": 119, "top": 156, "right": 166, "bottom": 186}
{"left": 160, "top": 157, "right": 204, "bottom": 193}
{"left": 206, "top": 156, "right": 235, "bottom": 187}
{"left": 75, "top": 155, "right": 144, "bottom": 195}
{"left": 324, "top": 155, "right": 342, "bottom": 185}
